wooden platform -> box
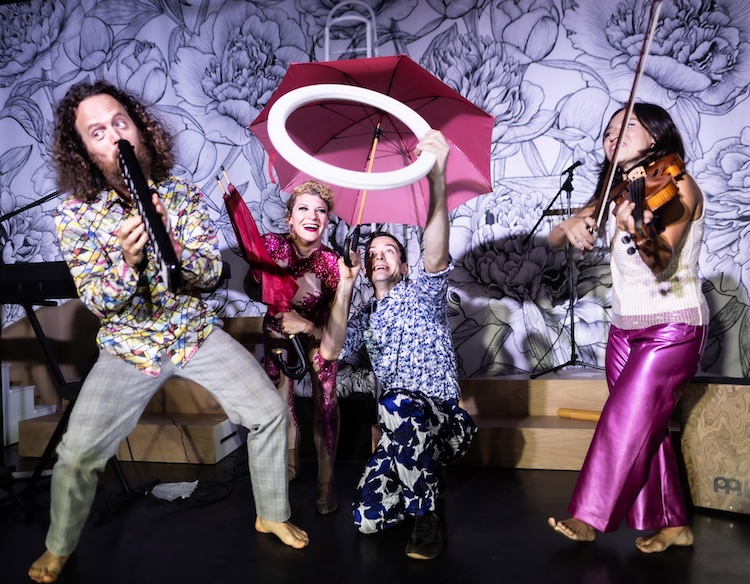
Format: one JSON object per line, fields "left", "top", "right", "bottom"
{"left": 18, "top": 410, "right": 245, "bottom": 464}
{"left": 18, "top": 368, "right": 611, "bottom": 469}
{"left": 17, "top": 363, "right": 710, "bottom": 471}
{"left": 15, "top": 317, "right": 263, "bottom": 465}
{"left": 457, "top": 370, "right": 608, "bottom": 470}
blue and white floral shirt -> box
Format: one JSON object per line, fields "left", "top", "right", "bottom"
{"left": 340, "top": 259, "right": 460, "bottom": 401}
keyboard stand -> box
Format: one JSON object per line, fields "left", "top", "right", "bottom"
{"left": 1, "top": 301, "right": 138, "bottom": 514}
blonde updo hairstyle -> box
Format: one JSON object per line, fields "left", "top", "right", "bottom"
{"left": 285, "top": 180, "right": 335, "bottom": 220}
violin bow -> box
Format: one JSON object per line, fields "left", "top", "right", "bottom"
{"left": 593, "top": 0, "right": 666, "bottom": 232}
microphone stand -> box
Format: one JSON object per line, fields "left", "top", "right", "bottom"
{"left": 523, "top": 178, "right": 568, "bottom": 247}
{"left": 0, "top": 190, "right": 62, "bottom": 224}
{"left": 528, "top": 170, "right": 604, "bottom": 378}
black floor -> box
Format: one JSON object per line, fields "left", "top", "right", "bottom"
{"left": 3, "top": 438, "right": 750, "bottom": 584}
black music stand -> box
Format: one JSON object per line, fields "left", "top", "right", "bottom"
{"left": 1, "top": 198, "right": 147, "bottom": 517}
{"left": 1, "top": 197, "right": 66, "bottom": 513}
{"left": 524, "top": 168, "right": 604, "bottom": 379}
{"left": 0, "top": 299, "right": 60, "bottom": 516}
{"left": 1, "top": 319, "right": 34, "bottom": 517}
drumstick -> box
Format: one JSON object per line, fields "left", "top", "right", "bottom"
{"left": 557, "top": 408, "right": 601, "bottom": 422}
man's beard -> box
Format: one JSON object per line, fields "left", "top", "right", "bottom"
{"left": 93, "top": 138, "right": 152, "bottom": 200}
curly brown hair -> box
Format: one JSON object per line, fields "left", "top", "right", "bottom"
{"left": 285, "top": 180, "right": 335, "bottom": 219}
{"left": 53, "top": 80, "right": 175, "bottom": 202}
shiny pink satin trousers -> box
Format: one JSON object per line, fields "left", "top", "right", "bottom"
{"left": 569, "top": 322, "right": 707, "bottom": 532}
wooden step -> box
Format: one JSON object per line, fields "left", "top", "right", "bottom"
{"left": 456, "top": 371, "right": 689, "bottom": 471}
{"left": 457, "top": 414, "right": 597, "bottom": 470}
{"left": 458, "top": 371, "right": 608, "bottom": 470}
{"left": 7, "top": 316, "right": 264, "bottom": 465}
{"left": 459, "top": 371, "right": 610, "bottom": 417}
{"left": 18, "top": 411, "right": 244, "bottom": 464}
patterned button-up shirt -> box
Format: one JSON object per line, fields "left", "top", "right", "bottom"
{"left": 340, "top": 259, "right": 460, "bottom": 401}
{"left": 55, "top": 178, "right": 222, "bottom": 376}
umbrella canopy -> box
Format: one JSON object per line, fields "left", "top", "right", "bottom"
{"left": 249, "top": 54, "right": 494, "bottom": 227}
{"left": 218, "top": 175, "right": 298, "bottom": 316}
{"left": 220, "top": 174, "right": 307, "bottom": 380}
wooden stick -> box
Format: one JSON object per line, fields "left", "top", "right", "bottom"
{"left": 557, "top": 408, "right": 601, "bottom": 422}
{"left": 216, "top": 176, "right": 226, "bottom": 195}
{"left": 355, "top": 119, "right": 383, "bottom": 226}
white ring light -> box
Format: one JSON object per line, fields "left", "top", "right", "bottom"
{"left": 266, "top": 84, "right": 435, "bottom": 190}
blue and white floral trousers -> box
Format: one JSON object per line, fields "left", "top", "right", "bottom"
{"left": 353, "top": 388, "right": 477, "bottom": 534}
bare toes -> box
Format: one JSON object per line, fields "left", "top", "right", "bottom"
{"left": 29, "top": 551, "right": 68, "bottom": 583}
{"left": 636, "top": 526, "right": 694, "bottom": 553}
{"left": 548, "top": 517, "right": 596, "bottom": 542}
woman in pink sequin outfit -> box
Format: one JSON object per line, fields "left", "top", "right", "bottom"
{"left": 547, "top": 103, "right": 708, "bottom": 553}
{"left": 261, "top": 181, "right": 341, "bottom": 514}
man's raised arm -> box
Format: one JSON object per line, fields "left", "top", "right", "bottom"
{"left": 319, "top": 249, "right": 360, "bottom": 361}
{"left": 419, "top": 130, "right": 451, "bottom": 274}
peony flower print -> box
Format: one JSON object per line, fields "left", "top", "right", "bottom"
{"left": 489, "top": 0, "right": 560, "bottom": 63}
{"left": 563, "top": 0, "right": 750, "bottom": 115}
{"left": 170, "top": 2, "right": 308, "bottom": 146}
{"left": 421, "top": 27, "right": 558, "bottom": 160}
{"left": 0, "top": 0, "right": 84, "bottom": 87}
{"left": 694, "top": 127, "right": 750, "bottom": 301}
{"left": 449, "top": 183, "right": 610, "bottom": 376}
{"left": 62, "top": 15, "right": 113, "bottom": 71}
{"left": 0, "top": 201, "right": 58, "bottom": 264}
{"left": 427, "top": 0, "right": 490, "bottom": 20}
{"left": 110, "top": 40, "right": 168, "bottom": 105}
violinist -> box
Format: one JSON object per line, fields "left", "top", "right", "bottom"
{"left": 547, "top": 103, "right": 709, "bottom": 553}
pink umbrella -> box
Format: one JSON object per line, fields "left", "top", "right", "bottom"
{"left": 249, "top": 54, "right": 493, "bottom": 228}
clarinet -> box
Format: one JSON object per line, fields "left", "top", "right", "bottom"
{"left": 117, "top": 139, "right": 183, "bottom": 293}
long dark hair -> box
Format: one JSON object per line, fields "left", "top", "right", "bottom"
{"left": 53, "top": 80, "right": 175, "bottom": 202}
{"left": 589, "top": 102, "right": 686, "bottom": 207}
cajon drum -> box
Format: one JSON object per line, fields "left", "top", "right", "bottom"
{"left": 681, "top": 383, "right": 750, "bottom": 514}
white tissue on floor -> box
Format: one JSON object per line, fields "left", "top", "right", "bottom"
{"left": 151, "top": 480, "right": 199, "bottom": 501}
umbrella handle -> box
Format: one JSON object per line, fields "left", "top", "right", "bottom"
{"left": 273, "top": 335, "right": 309, "bottom": 381}
{"left": 343, "top": 225, "right": 361, "bottom": 268}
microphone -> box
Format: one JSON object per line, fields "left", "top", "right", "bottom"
{"left": 561, "top": 160, "right": 583, "bottom": 174}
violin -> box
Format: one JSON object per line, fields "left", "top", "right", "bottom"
{"left": 609, "top": 153, "right": 685, "bottom": 254}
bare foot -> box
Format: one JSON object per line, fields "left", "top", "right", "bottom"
{"left": 316, "top": 484, "right": 338, "bottom": 515}
{"left": 255, "top": 517, "right": 309, "bottom": 549}
{"left": 28, "top": 551, "right": 69, "bottom": 583}
{"left": 635, "top": 526, "right": 694, "bottom": 553}
{"left": 548, "top": 517, "right": 596, "bottom": 542}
